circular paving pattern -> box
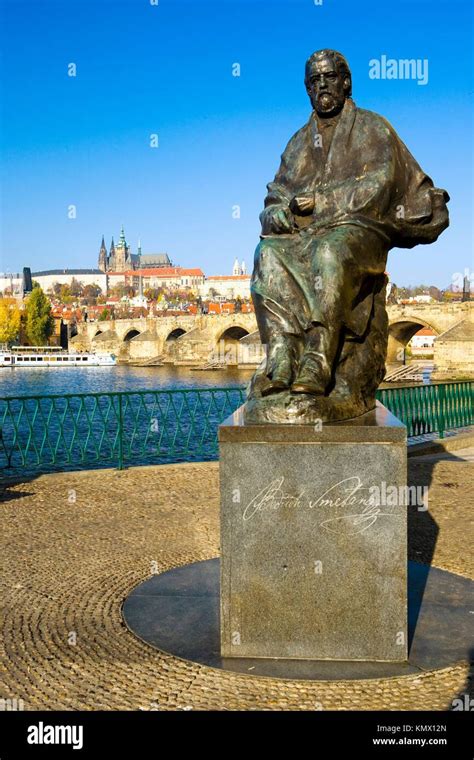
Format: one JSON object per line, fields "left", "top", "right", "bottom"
{"left": 122, "top": 558, "right": 474, "bottom": 681}
{"left": 0, "top": 456, "right": 473, "bottom": 710}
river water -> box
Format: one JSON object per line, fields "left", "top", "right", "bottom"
{"left": 0, "top": 364, "right": 465, "bottom": 477}
{"left": 0, "top": 365, "right": 253, "bottom": 475}
{"left": 0, "top": 365, "right": 252, "bottom": 398}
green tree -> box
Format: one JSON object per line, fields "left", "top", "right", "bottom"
{"left": 59, "top": 284, "right": 73, "bottom": 304}
{"left": 98, "top": 308, "right": 110, "bottom": 321}
{"left": 0, "top": 299, "right": 21, "bottom": 345}
{"left": 25, "top": 288, "right": 55, "bottom": 346}
{"left": 413, "top": 284, "right": 429, "bottom": 296}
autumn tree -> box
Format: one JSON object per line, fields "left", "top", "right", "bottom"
{"left": 0, "top": 298, "right": 21, "bottom": 345}
{"left": 109, "top": 283, "right": 135, "bottom": 299}
{"left": 83, "top": 283, "right": 101, "bottom": 298}
{"left": 70, "top": 278, "right": 83, "bottom": 297}
{"left": 82, "top": 283, "right": 101, "bottom": 305}
{"left": 428, "top": 286, "right": 442, "bottom": 302}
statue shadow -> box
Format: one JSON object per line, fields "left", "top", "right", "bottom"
{"left": 448, "top": 646, "right": 474, "bottom": 710}
{"left": 407, "top": 447, "right": 467, "bottom": 653}
{"left": 0, "top": 475, "right": 36, "bottom": 503}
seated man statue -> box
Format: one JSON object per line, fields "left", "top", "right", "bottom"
{"left": 246, "top": 48, "right": 449, "bottom": 423}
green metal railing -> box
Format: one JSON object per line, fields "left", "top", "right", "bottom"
{"left": 0, "top": 382, "right": 472, "bottom": 476}
{"left": 0, "top": 387, "right": 246, "bottom": 475}
{"left": 377, "top": 380, "right": 473, "bottom": 438}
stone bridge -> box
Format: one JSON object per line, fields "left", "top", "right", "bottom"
{"left": 70, "top": 303, "right": 472, "bottom": 368}
{"left": 386, "top": 301, "right": 472, "bottom": 362}
{"left": 71, "top": 313, "right": 259, "bottom": 365}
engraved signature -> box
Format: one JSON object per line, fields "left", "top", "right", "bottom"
{"left": 242, "top": 477, "right": 305, "bottom": 521}
{"left": 310, "top": 476, "right": 396, "bottom": 535}
{"left": 242, "top": 476, "right": 399, "bottom": 535}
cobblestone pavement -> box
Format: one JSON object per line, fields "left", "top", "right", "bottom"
{"left": 1, "top": 449, "right": 473, "bottom": 711}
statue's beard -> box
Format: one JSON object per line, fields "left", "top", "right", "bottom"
{"left": 314, "top": 92, "right": 344, "bottom": 117}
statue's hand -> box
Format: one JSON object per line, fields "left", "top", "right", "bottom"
{"left": 261, "top": 205, "right": 295, "bottom": 234}
{"left": 289, "top": 193, "right": 315, "bottom": 216}
{"left": 273, "top": 207, "right": 295, "bottom": 232}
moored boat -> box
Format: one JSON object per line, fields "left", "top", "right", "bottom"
{"left": 0, "top": 346, "right": 116, "bottom": 368}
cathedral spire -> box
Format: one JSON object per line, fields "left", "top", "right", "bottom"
{"left": 98, "top": 235, "right": 108, "bottom": 272}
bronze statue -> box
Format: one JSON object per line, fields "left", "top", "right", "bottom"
{"left": 245, "top": 49, "right": 449, "bottom": 423}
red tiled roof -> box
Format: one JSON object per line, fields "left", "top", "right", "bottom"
{"left": 107, "top": 267, "right": 205, "bottom": 278}
{"left": 136, "top": 268, "right": 182, "bottom": 276}
{"left": 414, "top": 327, "right": 436, "bottom": 336}
{"left": 206, "top": 275, "right": 250, "bottom": 281}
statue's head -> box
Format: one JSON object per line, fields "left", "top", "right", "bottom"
{"left": 305, "top": 49, "right": 352, "bottom": 117}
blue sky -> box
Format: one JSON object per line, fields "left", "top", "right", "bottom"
{"left": 1, "top": 0, "right": 472, "bottom": 287}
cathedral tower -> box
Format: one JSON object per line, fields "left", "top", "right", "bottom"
{"left": 98, "top": 235, "right": 107, "bottom": 272}
{"left": 108, "top": 237, "right": 116, "bottom": 271}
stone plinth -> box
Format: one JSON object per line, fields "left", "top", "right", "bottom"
{"left": 219, "top": 402, "right": 407, "bottom": 661}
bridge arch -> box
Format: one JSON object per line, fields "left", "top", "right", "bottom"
{"left": 123, "top": 328, "right": 141, "bottom": 342}
{"left": 216, "top": 325, "right": 250, "bottom": 342}
{"left": 213, "top": 325, "right": 251, "bottom": 366}
{"left": 387, "top": 318, "right": 439, "bottom": 363}
{"left": 166, "top": 328, "right": 187, "bottom": 341}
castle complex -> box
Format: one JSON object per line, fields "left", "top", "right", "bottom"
{"left": 98, "top": 226, "right": 172, "bottom": 273}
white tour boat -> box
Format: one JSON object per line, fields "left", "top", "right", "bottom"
{"left": 0, "top": 346, "right": 116, "bottom": 368}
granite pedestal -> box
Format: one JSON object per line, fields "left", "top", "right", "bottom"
{"left": 219, "top": 401, "right": 407, "bottom": 661}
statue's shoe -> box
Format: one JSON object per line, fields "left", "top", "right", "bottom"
{"left": 291, "top": 379, "right": 326, "bottom": 395}
{"left": 291, "top": 354, "right": 330, "bottom": 396}
{"left": 261, "top": 334, "right": 300, "bottom": 397}
{"left": 261, "top": 378, "right": 290, "bottom": 396}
